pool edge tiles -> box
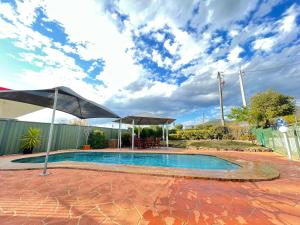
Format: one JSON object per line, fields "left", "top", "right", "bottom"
{"left": 0, "top": 149, "right": 280, "bottom": 181}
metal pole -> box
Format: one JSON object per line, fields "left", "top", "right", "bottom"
{"left": 75, "top": 121, "right": 81, "bottom": 149}
{"left": 41, "top": 88, "right": 58, "bottom": 176}
{"left": 120, "top": 119, "right": 122, "bottom": 148}
{"left": 239, "top": 70, "right": 247, "bottom": 107}
{"left": 283, "top": 132, "right": 292, "bottom": 160}
{"left": 118, "top": 120, "right": 121, "bottom": 149}
{"left": 217, "top": 72, "right": 225, "bottom": 126}
{"left": 131, "top": 119, "right": 135, "bottom": 150}
{"left": 162, "top": 124, "right": 165, "bottom": 141}
{"left": 166, "top": 123, "right": 169, "bottom": 148}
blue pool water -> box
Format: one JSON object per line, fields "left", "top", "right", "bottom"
{"left": 13, "top": 152, "right": 240, "bottom": 170}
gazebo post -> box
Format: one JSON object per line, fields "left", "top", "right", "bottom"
{"left": 118, "top": 119, "right": 122, "bottom": 149}
{"left": 75, "top": 120, "right": 81, "bottom": 149}
{"left": 138, "top": 125, "right": 140, "bottom": 138}
{"left": 117, "top": 122, "right": 119, "bottom": 149}
{"left": 166, "top": 122, "right": 169, "bottom": 148}
{"left": 41, "top": 88, "right": 58, "bottom": 176}
{"left": 162, "top": 124, "right": 165, "bottom": 141}
{"left": 131, "top": 119, "right": 135, "bottom": 150}
{"left": 120, "top": 119, "right": 122, "bottom": 148}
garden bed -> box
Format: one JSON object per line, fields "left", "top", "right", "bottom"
{"left": 166, "top": 140, "right": 272, "bottom": 152}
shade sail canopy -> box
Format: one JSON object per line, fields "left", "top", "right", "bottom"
{"left": 0, "top": 86, "right": 119, "bottom": 119}
{"left": 114, "top": 112, "right": 175, "bottom": 125}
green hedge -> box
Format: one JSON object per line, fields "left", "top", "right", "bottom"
{"left": 88, "top": 130, "right": 107, "bottom": 149}
{"left": 169, "top": 126, "right": 241, "bottom": 140}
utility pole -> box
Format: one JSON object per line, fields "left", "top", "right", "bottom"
{"left": 217, "top": 72, "right": 225, "bottom": 126}
{"left": 239, "top": 70, "right": 247, "bottom": 107}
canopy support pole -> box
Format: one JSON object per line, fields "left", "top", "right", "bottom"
{"left": 118, "top": 120, "right": 121, "bottom": 149}
{"left": 131, "top": 119, "right": 135, "bottom": 150}
{"left": 75, "top": 120, "right": 81, "bottom": 149}
{"left": 41, "top": 88, "right": 58, "bottom": 176}
{"left": 162, "top": 124, "right": 165, "bottom": 141}
{"left": 120, "top": 119, "right": 122, "bottom": 148}
{"left": 138, "top": 125, "right": 140, "bottom": 138}
{"left": 166, "top": 122, "right": 169, "bottom": 148}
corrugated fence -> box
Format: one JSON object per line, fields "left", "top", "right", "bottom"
{"left": 0, "top": 119, "right": 126, "bottom": 155}
{"left": 252, "top": 124, "right": 300, "bottom": 160}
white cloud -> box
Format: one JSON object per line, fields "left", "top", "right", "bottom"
{"left": 164, "top": 39, "right": 178, "bottom": 55}
{"left": 153, "top": 32, "right": 165, "bottom": 42}
{"left": 253, "top": 37, "right": 275, "bottom": 51}
{"left": 117, "top": 0, "right": 196, "bottom": 29}
{"left": 279, "top": 5, "right": 297, "bottom": 33}
{"left": 227, "top": 46, "right": 243, "bottom": 63}
{"left": 229, "top": 30, "right": 239, "bottom": 38}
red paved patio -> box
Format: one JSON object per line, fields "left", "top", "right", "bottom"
{"left": 0, "top": 151, "right": 299, "bottom": 225}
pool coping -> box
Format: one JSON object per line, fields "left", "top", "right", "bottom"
{"left": 0, "top": 149, "right": 280, "bottom": 182}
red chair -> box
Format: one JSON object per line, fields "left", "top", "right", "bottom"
{"left": 145, "top": 137, "right": 154, "bottom": 148}
{"left": 154, "top": 137, "right": 161, "bottom": 148}
{"left": 135, "top": 138, "right": 145, "bottom": 149}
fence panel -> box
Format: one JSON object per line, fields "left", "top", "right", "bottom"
{"left": 252, "top": 126, "right": 300, "bottom": 160}
{"left": 0, "top": 119, "right": 127, "bottom": 155}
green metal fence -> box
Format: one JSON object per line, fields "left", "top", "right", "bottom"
{"left": 252, "top": 124, "right": 300, "bottom": 160}
{"left": 0, "top": 119, "right": 126, "bottom": 155}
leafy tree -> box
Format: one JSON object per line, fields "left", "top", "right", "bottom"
{"left": 249, "top": 89, "right": 295, "bottom": 126}
{"left": 227, "top": 107, "right": 249, "bottom": 122}
{"left": 175, "top": 124, "right": 183, "bottom": 130}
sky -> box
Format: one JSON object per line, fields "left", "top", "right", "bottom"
{"left": 0, "top": 0, "right": 300, "bottom": 127}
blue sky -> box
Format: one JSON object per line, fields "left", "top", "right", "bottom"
{"left": 0, "top": 0, "right": 300, "bottom": 126}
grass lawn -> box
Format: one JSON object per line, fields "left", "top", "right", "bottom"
{"left": 165, "top": 140, "right": 269, "bottom": 151}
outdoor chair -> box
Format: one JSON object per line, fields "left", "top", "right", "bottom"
{"left": 145, "top": 137, "right": 154, "bottom": 148}
{"left": 134, "top": 138, "right": 145, "bottom": 149}
{"left": 154, "top": 137, "right": 160, "bottom": 148}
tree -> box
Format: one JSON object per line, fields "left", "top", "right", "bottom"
{"left": 227, "top": 107, "right": 249, "bottom": 122}
{"left": 249, "top": 89, "right": 295, "bottom": 126}
{"left": 175, "top": 124, "right": 183, "bottom": 130}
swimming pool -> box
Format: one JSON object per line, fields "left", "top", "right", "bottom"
{"left": 13, "top": 152, "right": 240, "bottom": 170}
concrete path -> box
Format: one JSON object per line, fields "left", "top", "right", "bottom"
{"left": 0, "top": 151, "right": 299, "bottom": 224}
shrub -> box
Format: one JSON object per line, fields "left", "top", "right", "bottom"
{"left": 88, "top": 130, "right": 107, "bottom": 149}
{"left": 223, "top": 133, "right": 234, "bottom": 140}
{"left": 174, "top": 129, "right": 211, "bottom": 140}
{"left": 240, "top": 133, "right": 256, "bottom": 142}
{"left": 169, "top": 134, "right": 181, "bottom": 140}
{"left": 121, "top": 133, "right": 131, "bottom": 147}
{"left": 20, "top": 127, "right": 42, "bottom": 153}
{"left": 208, "top": 126, "right": 229, "bottom": 140}
{"left": 282, "top": 114, "right": 296, "bottom": 124}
